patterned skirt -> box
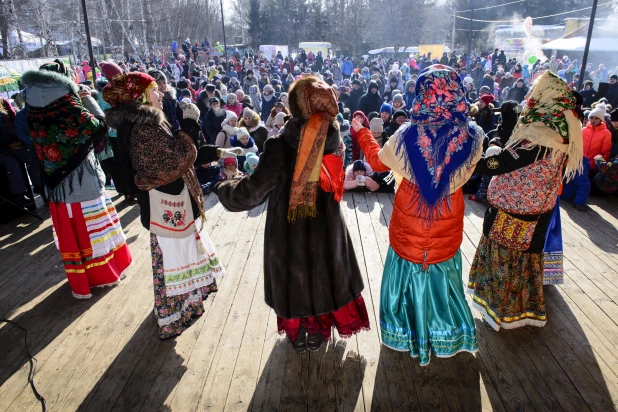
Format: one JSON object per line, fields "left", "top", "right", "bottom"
{"left": 468, "top": 235, "right": 546, "bottom": 331}
{"left": 543, "top": 199, "right": 564, "bottom": 285}
{"left": 151, "top": 223, "right": 223, "bottom": 339}
{"left": 277, "top": 295, "right": 370, "bottom": 342}
{"left": 380, "top": 247, "right": 477, "bottom": 366}
{"left": 50, "top": 193, "right": 133, "bottom": 299}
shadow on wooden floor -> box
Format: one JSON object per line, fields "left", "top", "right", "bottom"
{"left": 250, "top": 338, "right": 367, "bottom": 411}
{"left": 77, "top": 316, "right": 186, "bottom": 412}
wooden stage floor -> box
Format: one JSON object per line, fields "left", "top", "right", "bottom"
{"left": 1, "top": 191, "right": 618, "bottom": 411}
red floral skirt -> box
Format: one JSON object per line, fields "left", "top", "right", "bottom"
{"left": 277, "top": 295, "right": 370, "bottom": 342}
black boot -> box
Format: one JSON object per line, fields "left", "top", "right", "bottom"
{"left": 291, "top": 327, "right": 308, "bottom": 353}
{"left": 307, "top": 331, "right": 323, "bottom": 352}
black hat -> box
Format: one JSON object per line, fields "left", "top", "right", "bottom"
{"left": 611, "top": 74, "right": 618, "bottom": 81}
{"left": 488, "top": 137, "right": 503, "bottom": 148}
{"left": 209, "top": 97, "right": 220, "bottom": 105}
{"left": 205, "top": 84, "right": 216, "bottom": 92}
{"left": 177, "top": 80, "right": 189, "bottom": 89}
{"left": 352, "top": 79, "right": 361, "bottom": 86}
{"left": 611, "top": 109, "right": 618, "bottom": 122}
{"left": 392, "top": 110, "right": 407, "bottom": 120}
{"left": 352, "top": 160, "right": 366, "bottom": 172}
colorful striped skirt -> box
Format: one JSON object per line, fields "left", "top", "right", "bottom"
{"left": 50, "top": 193, "right": 133, "bottom": 299}
{"left": 380, "top": 247, "right": 477, "bottom": 366}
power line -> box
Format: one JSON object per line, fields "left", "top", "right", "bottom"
{"left": 455, "top": 2, "right": 612, "bottom": 23}
{"left": 457, "top": 0, "right": 526, "bottom": 13}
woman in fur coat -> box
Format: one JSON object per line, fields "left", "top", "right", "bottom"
{"left": 100, "top": 62, "right": 239, "bottom": 339}
{"left": 214, "top": 77, "right": 370, "bottom": 352}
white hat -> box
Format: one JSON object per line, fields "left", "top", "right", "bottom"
{"left": 236, "top": 127, "right": 250, "bottom": 140}
{"left": 589, "top": 103, "right": 607, "bottom": 120}
{"left": 463, "top": 76, "right": 474, "bottom": 84}
{"left": 183, "top": 103, "right": 200, "bottom": 122}
{"left": 369, "top": 117, "right": 383, "bottom": 134}
{"left": 274, "top": 112, "right": 286, "bottom": 127}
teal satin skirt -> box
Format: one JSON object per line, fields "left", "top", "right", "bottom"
{"left": 380, "top": 247, "right": 478, "bottom": 366}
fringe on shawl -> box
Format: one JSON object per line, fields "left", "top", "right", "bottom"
{"left": 505, "top": 109, "right": 583, "bottom": 182}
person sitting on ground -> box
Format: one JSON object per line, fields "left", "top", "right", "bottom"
{"left": 344, "top": 159, "right": 380, "bottom": 192}
{"left": 221, "top": 157, "right": 243, "bottom": 180}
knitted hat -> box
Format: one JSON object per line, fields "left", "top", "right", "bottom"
{"left": 352, "top": 79, "right": 361, "bottom": 86}
{"left": 227, "top": 93, "right": 237, "bottom": 102}
{"left": 479, "top": 85, "right": 491, "bottom": 94}
{"left": 183, "top": 103, "right": 200, "bottom": 122}
{"left": 244, "top": 153, "right": 260, "bottom": 174}
{"left": 147, "top": 69, "right": 167, "bottom": 83}
{"left": 243, "top": 107, "right": 256, "bottom": 118}
{"left": 380, "top": 103, "right": 393, "bottom": 115}
{"left": 274, "top": 111, "right": 287, "bottom": 127}
{"left": 369, "top": 117, "right": 384, "bottom": 133}
{"left": 589, "top": 103, "right": 607, "bottom": 120}
{"left": 392, "top": 94, "right": 404, "bottom": 104}
{"left": 209, "top": 96, "right": 220, "bottom": 105}
{"left": 480, "top": 95, "right": 494, "bottom": 106}
{"left": 224, "top": 157, "right": 237, "bottom": 167}
{"left": 236, "top": 127, "right": 250, "bottom": 140}
{"left": 352, "top": 160, "right": 367, "bottom": 172}
{"left": 99, "top": 61, "right": 123, "bottom": 80}
{"left": 392, "top": 110, "right": 408, "bottom": 120}
{"left": 102, "top": 71, "right": 156, "bottom": 107}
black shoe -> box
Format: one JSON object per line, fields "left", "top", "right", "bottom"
{"left": 124, "top": 195, "right": 137, "bottom": 203}
{"left": 291, "top": 327, "right": 308, "bottom": 353}
{"left": 13, "top": 194, "right": 36, "bottom": 210}
{"left": 575, "top": 204, "right": 588, "bottom": 212}
{"left": 307, "top": 331, "right": 323, "bottom": 352}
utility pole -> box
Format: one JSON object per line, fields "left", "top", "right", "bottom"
{"left": 452, "top": 11, "right": 456, "bottom": 52}
{"left": 578, "top": 0, "right": 598, "bottom": 90}
{"left": 220, "top": 0, "right": 228, "bottom": 62}
{"left": 80, "top": 0, "right": 96, "bottom": 79}
{"left": 467, "top": 0, "right": 474, "bottom": 56}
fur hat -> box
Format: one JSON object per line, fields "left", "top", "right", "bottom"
{"left": 392, "top": 94, "right": 404, "bottom": 104}
{"left": 589, "top": 103, "right": 607, "bottom": 120}
{"left": 288, "top": 76, "right": 338, "bottom": 120}
{"left": 183, "top": 102, "right": 200, "bottom": 122}
{"left": 205, "top": 84, "right": 216, "bottom": 92}
{"left": 369, "top": 117, "right": 384, "bottom": 133}
{"left": 243, "top": 107, "right": 256, "bottom": 118}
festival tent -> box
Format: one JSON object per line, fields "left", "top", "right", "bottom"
{"left": 540, "top": 37, "right": 618, "bottom": 53}
{"left": 0, "top": 30, "right": 47, "bottom": 54}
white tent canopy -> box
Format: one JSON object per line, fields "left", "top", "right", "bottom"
{"left": 0, "top": 30, "right": 47, "bottom": 52}
{"left": 540, "top": 36, "right": 618, "bottom": 53}
{"left": 368, "top": 46, "right": 423, "bottom": 55}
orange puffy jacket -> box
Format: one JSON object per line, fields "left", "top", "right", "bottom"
{"left": 583, "top": 121, "right": 612, "bottom": 170}
{"left": 357, "top": 128, "right": 464, "bottom": 267}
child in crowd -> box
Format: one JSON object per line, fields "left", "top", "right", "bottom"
{"left": 469, "top": 137, "right": 503, "bottom": 202}
{"left": 268, "top": 112, "right": 287, "bottom": 137}
{"left": 244, "top": 153, "right": 260, "bottom": 175}
{"left": 179, "top": 101, "right": 207, "bottom": 149}
{"left": 380, "top": 103, "right": 392, "bottom": 125}
{"left": 230, "top": 127, "right": 258, "bottom": 172}
{"left": 344, "top": 160, "right": 380, "bottom": 192}
{"left": 369, "top": 117, "right": 389, "bottom": 147}
{"left": 221, "top": 157, "right": 243, "bottom": 180}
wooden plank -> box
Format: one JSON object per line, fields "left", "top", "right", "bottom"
{"left": 341, "top": 193, "right": 392, "bottom": 412}
{"left": 197, "top": 206, "right": 267, "bottom": 410}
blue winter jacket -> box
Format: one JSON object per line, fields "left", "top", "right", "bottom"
{"left": 561, "top": 157, "right": 591, "bottom": 205}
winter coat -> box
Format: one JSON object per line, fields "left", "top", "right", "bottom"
{"left": 356, "top": 127, "right": 483, "bottom": 265}
{"left": 230, "top": 134, "right": 258, "bottom": 172}
{"left": 342, "top": 61, "right": 354, "bottom": 76}
{"left": 106, "top": 103, "right": 219, "bottom": 229}
{"left": 583, "top": 121, "right": 612, "bottom": 170}
{"left": 605, "top": 84, "right": 618, "bottom": 110}
{"left": 562, "top": 157, "right": 591, "bottom": 205}
{"left": 243, "top": 75, "right": 259, "bottom": 94}
{"left": 215, "top": 124, "right": 238, "bottom": 148}
{"left": 162, "top": 92, "right": 182, "bottom": 133}
{"left": 332, "top": 66, "right": 343, "bottom": 81}
{"left": 358, "top": 88, "right": 383, "bottom": 116}
{"left": 202, "top": 109, "right": 226, "bottom": 145}
{"left": 481, "top": 75, "right": 494, "bottom": 90}
{"left": 223, "top": 101, "right": 243, "bottom": 117}
{"left": 347, "top": 88, "right": 364, "bottom": 113}
{"left": 214, "top": 118, "right": 365, "bottom": 318}
{"left": 579, "top": 88, "right": 597, "bottom": 108}
{"left": 239, "top": 110, "right": 269, "bottom": 152}
{"left": 506, "top": 85, "right": 528, "bottom": 103}
{"left": 260, "top": 95, "right": 276, "bottom": 122}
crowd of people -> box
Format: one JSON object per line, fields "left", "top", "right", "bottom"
{"left": 0, "top": 38, "right": 616, "bottom": 362}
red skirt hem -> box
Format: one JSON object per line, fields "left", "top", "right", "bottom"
{"left": 277, "top": 295, "right": 370, "bottom": 342}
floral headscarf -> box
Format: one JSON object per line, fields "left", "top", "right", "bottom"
{"left": 396, "top": 64, "right": 482, "bottom": 222}
{"left": 507, "top": 70, "right": 583, "bottom": 181}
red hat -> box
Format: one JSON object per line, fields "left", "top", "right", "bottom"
{"left": 99, "top": 61, "right": 123, "bottom": 80}
{"left": 102, "top": 71, "right": 156, "bottom": 107}
{"left": 224, "top": 157, "right": 237, "bottom": 167}
{"left": 480, "top": 94, "right": 495, "bottom": 106}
